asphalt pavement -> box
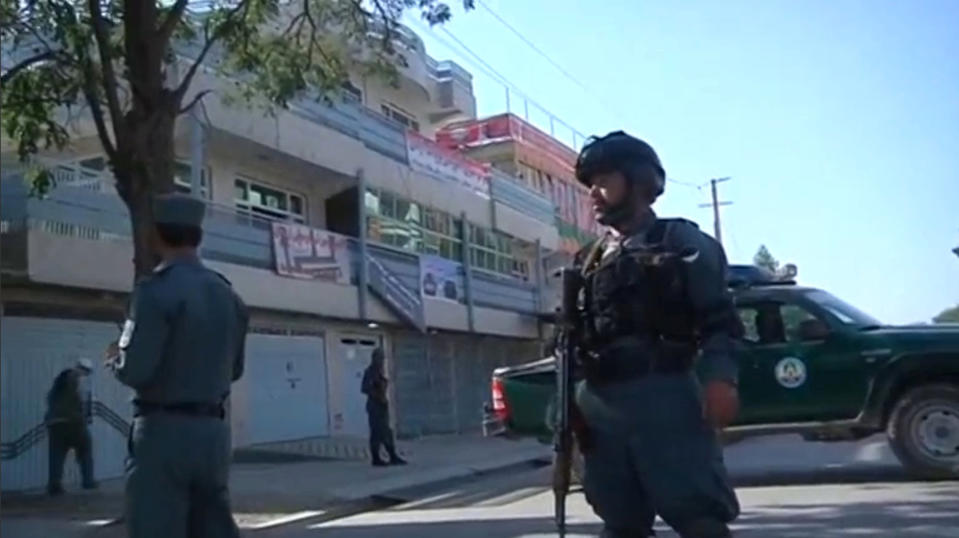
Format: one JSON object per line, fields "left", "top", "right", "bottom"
{"left": 3, "top": 434, "right": 956, "bottom": 537}
{"left": 262, "top": 464, "right": 959, "bottom": 538}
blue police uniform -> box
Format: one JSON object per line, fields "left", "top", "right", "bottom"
{"left": 574, "top": 212, "right": 741, "bottom": 538}
{"left": 109, "top": 194, "right": 248, "bottom": 538}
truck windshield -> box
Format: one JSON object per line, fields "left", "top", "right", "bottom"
{"left": 805, "top": 289, "right": 883, "bottom": 328}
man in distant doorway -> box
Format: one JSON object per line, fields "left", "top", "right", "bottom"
{"left": 361, "top": 348, "right": 407, "bottom": 467}
{"left": 45, "top": 358, "right": 98, "bottom": 496}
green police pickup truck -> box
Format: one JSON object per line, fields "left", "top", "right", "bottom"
{"left": 484, "top": 265, "right": 959, "bottom": 479}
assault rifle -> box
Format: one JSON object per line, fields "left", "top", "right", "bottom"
{"left": 552, "top": 267, "right": 584, "bottom": 537}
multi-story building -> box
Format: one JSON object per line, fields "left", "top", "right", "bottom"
{"left": 436, "top": 113, "right": 601, "bottom": 257}
{"left": 0, "top": 25, "right": 563, "bottom": 491}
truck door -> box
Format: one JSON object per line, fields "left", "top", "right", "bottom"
{"left": 733, "top": 300, "right": 869, "bottom": 424}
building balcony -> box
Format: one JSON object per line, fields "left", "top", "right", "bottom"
{"left": 0, "top": 173, "right": 545, "bottom": 338}
{"left": 385, "top": 25, "right": 477, "bottom": 123}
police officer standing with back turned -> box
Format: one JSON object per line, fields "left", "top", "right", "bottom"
{"left": 105, "top": 193, "right": 248, "bottom": 538}
{"left": 569, "top": 131, "right": 743, "bottom": 537}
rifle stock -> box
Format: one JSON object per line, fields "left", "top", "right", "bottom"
{"left": 553, "top": 268, "right": 583, "bottom": 537}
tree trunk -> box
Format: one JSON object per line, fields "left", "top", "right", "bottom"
{"left": 123, "top": 179, "right": 159, "bottom": 280}
{"left": 115, "top": 100, "right": 178, "bottom": 281}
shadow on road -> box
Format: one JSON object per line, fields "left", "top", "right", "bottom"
{"left": 290, "top": 483, "right": 959, "bottom": 538}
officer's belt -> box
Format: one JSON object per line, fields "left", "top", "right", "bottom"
{"left": 133, "top": 400, "right": 225, "bottom": 419}
{"left": 585, "top": 337, "right": 696, "bottom": 384}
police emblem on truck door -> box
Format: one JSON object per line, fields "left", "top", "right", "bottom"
{"left": 774, "top": 357, "right": 807, "bottom": 388}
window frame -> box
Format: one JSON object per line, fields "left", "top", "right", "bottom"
{"left": 364, "top": 187, "right": 529, "bottom": 279}
{"left": 736, "top": 300, "right": 826, "bottom": 346}
{"left": 379, "top": 102, "right": 421, "bottom": 132}
{"left": 234, "top": 175, "right": 307, "bottom": 224}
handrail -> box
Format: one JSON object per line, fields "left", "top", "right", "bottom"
{"left": 0, "top": 400, "right": 131, "bottom": 461}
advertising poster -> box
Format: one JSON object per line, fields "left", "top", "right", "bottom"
{"left": 272, "top": 222, "right": 352, "bottom": 284}
{"left": 419, "top": 255, "right": 461, "bottom": 303}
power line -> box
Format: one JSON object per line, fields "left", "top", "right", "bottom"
{"left": 666, "top": 176, "right": 704, "bottom": 189}
{"left": 407, "top": 19, "right": 535, "bottom": 112}
{"left": 436, "top": 27, "right": 568, "bottom": 129}
{"left": 476, "top": 0, "right": 592, "bottom": 95}
{"left": 475, "top": 0, "right": 629, "bottom": 127}
{"left": 408, "top": 18, "right": 588, "bottom": 144}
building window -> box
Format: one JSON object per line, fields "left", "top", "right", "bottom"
{"left": 380, "top": 103, "right": 421, "bottom": 132}
{"left": 467, "top": 223, "right": 521, "bottom": 276}
{"left": 234, "top": 177, "right": 306, "bottom": 223}
{"left": 366, "top": 187, "right": 458, "bottom": 259}
{"left": 173, "top": 160, "right": 211, "bottom": 199}
{"left": 365, "top": 187, "right": 531, "bottom": 279}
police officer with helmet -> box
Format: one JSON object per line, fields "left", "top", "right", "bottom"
{"left": 570, "top": 131, "right": 743, "bottom": 537}
{"left": 106, "top": 193, "right": 248, "bottom": 538}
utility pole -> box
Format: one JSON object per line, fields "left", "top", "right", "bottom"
{"left": 698, "top": 177, "right": 733, "bottom": 246}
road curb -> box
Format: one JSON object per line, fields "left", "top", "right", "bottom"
{"left": 246, "top": 448, "right": 552, "bottom": 531}
{"left": 326, "top": 447, "right": 551, "bottom": 502}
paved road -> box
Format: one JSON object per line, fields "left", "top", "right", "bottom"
{"left": 263, "top": 465, "right": 959, "bottom": 537}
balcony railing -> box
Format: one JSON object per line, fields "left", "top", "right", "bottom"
{"left": 0, "top": 176, "right": 540, "bottom": 316}
{"left": 488, "top": 168, "right": 557, "bottom": 225}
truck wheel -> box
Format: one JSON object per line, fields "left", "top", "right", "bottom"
{"left": 887, "top": 384, "right": 959, "bottom": 479}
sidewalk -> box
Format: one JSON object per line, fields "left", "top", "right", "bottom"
{"left": 0, "top": 434, "right": 549, "bottom": 537}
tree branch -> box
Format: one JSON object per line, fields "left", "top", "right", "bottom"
{"left": 88, "top": 0, "right": 124, "bottom": 139}
{"left": 80, "top": 61, "right": 118, "bottom": 159}
{"left": 173, "top": 0, "right": 251, "bottom": 106}
{"left": 178, "top": 89, "right": 213, "bottom": 114}
{"left": 157, "top": 0, "right": 190, "bottom": 46}
{"left": 0, "top": 49, "right": 56, "bottom": 87}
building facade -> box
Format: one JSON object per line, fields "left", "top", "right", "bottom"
{"left": 0, "top": 26, "right": 567, "bottom": 491}
{"left": 436, "top": 113, "right": 601, "bottom": 256}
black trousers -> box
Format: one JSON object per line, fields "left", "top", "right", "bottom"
{"left": 366, "top": 401, "right": 398, "bottom": 461}
{"left": 47, "top": 422, "right": 95, "bottom": 490}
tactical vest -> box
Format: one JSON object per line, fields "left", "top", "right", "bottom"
{"left": 577, "top": 219, "right": 699, "bottom": 378}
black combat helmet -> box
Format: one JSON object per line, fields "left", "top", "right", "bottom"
{"left": 574, "top": 131, "right": 666, "bottom": 198}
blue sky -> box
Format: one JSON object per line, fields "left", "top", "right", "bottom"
{"left": 404, "top": 0, "right": 959, "bottom": 324}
